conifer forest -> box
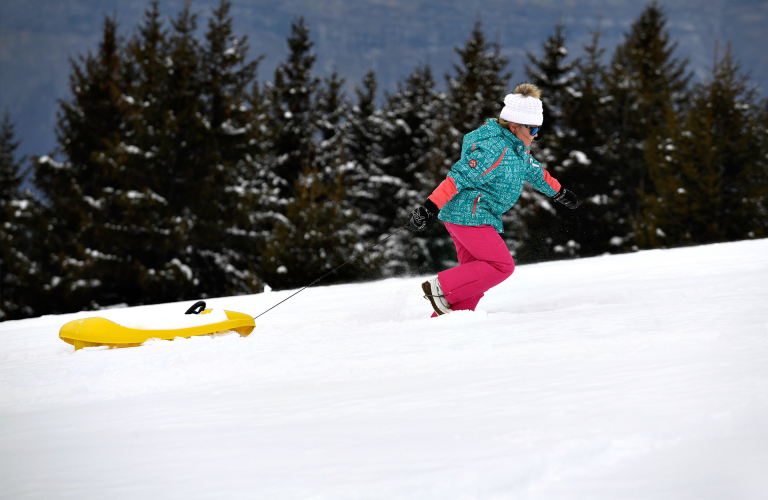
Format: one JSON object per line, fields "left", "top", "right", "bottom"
{"left": 2, "top": 0, "right": 767, "bottom": 320}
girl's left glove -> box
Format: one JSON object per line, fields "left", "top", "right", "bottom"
{"left": 553, "top": 187, "right": 580, "bottom": 209}
{"left": 405, "top": 199, "right": 439, "bottom": 231}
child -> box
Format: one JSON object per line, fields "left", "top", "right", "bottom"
{"left": 405, "top": 83, "right": 580, "bottom": 316}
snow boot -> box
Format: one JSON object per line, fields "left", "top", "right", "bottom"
{"left": 422, "top": 277, "right": 451, "bottom": 315}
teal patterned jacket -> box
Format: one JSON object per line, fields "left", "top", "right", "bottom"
{"left": 428, "top": 119, "right": 561, "bottom": 233}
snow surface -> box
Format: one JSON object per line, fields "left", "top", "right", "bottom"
{"left": 2, "top": 239, "right": 768, "bottom": 499}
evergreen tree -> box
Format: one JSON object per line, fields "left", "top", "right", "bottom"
{"left": 114, "top": 0, "right": 192, "bottom": 303}
{"left": 35, "top": 1, "right": 265, "bottom": 312}
{"left": 96, "top": 2, "right": 198, "bottom": 306}
{"left": 446, "top": 21, "right": 512, "bottom": 138}
{"left": 602, "top": 1, "right": 690, "bottom": 250}
{"left": 314, "top": 70, "right": 379, "bottom": 281}
{"left": 1, "top": 111, "right": 43, "bottom": 320}
{"left": 236, "top": 74, "right": 287, "bottom": 240}
{"left": 125, "top": 0, "right": 265, "bottom": 300}
{"left": 0, "top": 109, "right": 23, "bottom": 320}
{"left": 347, "top": 70, "right": 381, "bottom": 174}
{"left": 525, "top": 21, "right": 578, "bottom": 153}
{"left": 378, "top": 64, "right": 453, "bottom": 276}
{"left": 34, "top": 15, "right": 131, "bottom": 312}
{"left": 517, "top": 25, "right": 625, "bottom": 261}
{"left": 0, "top": 111, "right": 24, "bottom": 202}
{"left": 554, "top": 27, "right": 618, "bottom": 257}
{"left": 268, "top": 17, "right": 320, "bottom": 195}
{"left": 259, "top": 163, "right": 368, "bottom": 290}
{"left": 637, "top": 43, "right": 768, "bottom": 246}
{"left": 345, "top": 70, "right": 388, "bottom": 241}
{"left": 227, "top": 72, "right": 284, "bottom": 292}
{"left": 185, "top": 0, "right": 264, "bottom": 296}
{"left": 314, "top": 70, "right": 349, "bottom": 179}
{"left": 260, "top": 25, "right": 375, "bottom": 289}
{"left": 756, "top": 101, "right": 768, "bottom": 229}
{"left": 514, "top": 22, "right": 580, "bottom": 263}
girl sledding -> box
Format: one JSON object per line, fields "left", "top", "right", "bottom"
{"left": 406, "top": 83, "right": 580, "bottom": 317}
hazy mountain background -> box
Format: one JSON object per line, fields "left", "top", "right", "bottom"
{"left": 1, "top": 0, "right": 766, "bottom": 162}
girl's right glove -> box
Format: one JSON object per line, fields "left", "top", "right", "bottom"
{"left": 405, "top": 199, "right": 439, "bottom": 231}
{"left": 553, "top": 187, "right": 580, "bottom": 209}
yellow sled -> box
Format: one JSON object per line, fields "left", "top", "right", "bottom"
{"left": 60, "top": 308, "right": 255, "bottom": 351}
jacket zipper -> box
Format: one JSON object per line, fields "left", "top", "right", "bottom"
{"left": 472, "top": 194, "right": 482, "bottom": 215}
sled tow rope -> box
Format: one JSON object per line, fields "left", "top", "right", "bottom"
{"left": 253, "top": 226, "right": 406, "bottom": 320}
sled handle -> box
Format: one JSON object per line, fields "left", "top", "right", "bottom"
{"left": 185, "top": 301, "right": 206, "bottom": 315}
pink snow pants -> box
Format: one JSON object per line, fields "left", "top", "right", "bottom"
{"left": 434, "top": 222, "right": 515, "bottom": 316}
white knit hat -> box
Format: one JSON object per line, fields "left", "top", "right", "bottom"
{"left": 499, "top": 93, "right": 543, "bottom": 126}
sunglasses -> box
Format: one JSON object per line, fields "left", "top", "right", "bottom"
{"left": 523, "top": 124, "right": 540, "bottom": 135}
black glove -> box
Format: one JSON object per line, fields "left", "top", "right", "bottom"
{"left": 553, "top": 187, "right": 580, "bottom": 209}
{"left": 405, "top": 199, "right": 439, "bottom": 231}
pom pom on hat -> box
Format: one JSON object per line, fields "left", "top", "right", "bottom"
{"left": 499, "top": 84, "right": 543, "bottom": 126}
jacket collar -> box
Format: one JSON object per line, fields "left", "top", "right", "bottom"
{"left": 493, "top": 120, "right": 527, "bottom": 155}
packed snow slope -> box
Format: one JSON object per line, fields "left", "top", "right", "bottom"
{"left": 2, "top": 239, "right": 768, "bottom": 499}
